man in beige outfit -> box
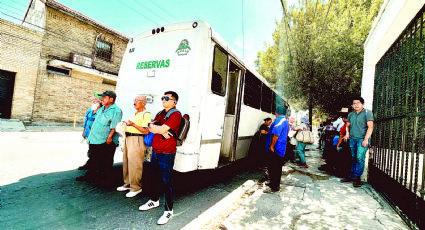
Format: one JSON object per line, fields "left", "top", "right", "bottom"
{"left": 117, "top": 95, "right": 151, "bottom": 197}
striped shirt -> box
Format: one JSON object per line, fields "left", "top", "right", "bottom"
{"left": 87, "top": 103, "right": 122, "bottom": 145}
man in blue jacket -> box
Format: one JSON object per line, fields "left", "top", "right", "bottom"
{"left": 265, "top": 105, "right": 290, "bottom": 193}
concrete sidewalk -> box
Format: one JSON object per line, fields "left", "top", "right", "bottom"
{"left": 0, "top": 118, "right": 83, "bottom": 132}
{"left": 1, "top": 118, "right": 412, "bottom": 229}
{"left": 217, "top": 149, "right": 410, "bottom": 230}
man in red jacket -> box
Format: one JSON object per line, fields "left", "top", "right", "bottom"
{"left": 138, "top": 91, "right": 181, "bottom": 225}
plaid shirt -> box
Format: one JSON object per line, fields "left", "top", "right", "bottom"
{"left": 87, "top": 103, "right": 122, "bottom": 145}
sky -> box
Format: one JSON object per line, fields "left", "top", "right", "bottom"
{"left": 0, "top": 0, "right": 297, "bottom": 67}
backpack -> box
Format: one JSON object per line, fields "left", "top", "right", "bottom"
{"left": 159, "top": 108, "right": 190, "bottom": 146}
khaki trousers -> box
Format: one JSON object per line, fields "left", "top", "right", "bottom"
{"left": 123, "top": 136, "right": 146, "bottom": 191}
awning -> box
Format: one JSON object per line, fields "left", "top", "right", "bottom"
{"left": 48, "top": 59, "right": 117, "bottom": 82}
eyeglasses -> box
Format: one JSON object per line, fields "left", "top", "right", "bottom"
{"left": 161, "top": 96, "right": 175, "bottom": 101}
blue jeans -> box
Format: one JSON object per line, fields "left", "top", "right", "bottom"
{"left": 150, "top": 151, "right": 175, "bottom": 211}
{"left": 296, "top": 142, "right": 308, "bottom": 164}
{"left": 349, "top": 138, "right": 369, "bottom": 179}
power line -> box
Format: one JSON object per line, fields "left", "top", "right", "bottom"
{"left": 7, "top": 0, "right": 28, "bottom": 8}
{"left": 312, "top": 0, "right": 319, "bottom": 23}
{"left": 242, "top": 0, "right": 244, "bottom": 59}
{"left": 149, "top": 0, "right": 177, "bottom": 21}
{"left": 0, "top": 12, "right": 124, "bottom": 60}
{"left": 2, "top": 31, "right": 41, "bottom": 46}
{"left": 4, "top": 36, "right": 121, "bottom": 71}
{"left": 115, "top": 0, "right": 160, "bottom": 26}
{"left": 0, "top": 2, "right": 26, "bottom": 13}
{"left": 131, "top": 0, "right": 169, "bottom": 24}
{"left": 1, "top": 32, "right": 121, "bottom": 74}
{"left": 280, "top": 0, "right": 291, "bottom": 32}
{"left": 0, "top": 7, "right": 23, "bottom": 17}
{"left": 57, "top": 0, "right": 73, "bottom": 5}
{"left": 279, "top": 0, "right": 294, "bottom": 50}
{"left": 319, "top": 0, "right": 333, "bottom": 34}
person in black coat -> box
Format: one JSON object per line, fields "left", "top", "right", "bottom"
{"left": 249, "top": 118, "right": 272, "bottom": 167}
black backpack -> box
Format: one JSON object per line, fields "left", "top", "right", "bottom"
{"left": 162, "top": 108, "right": 190, "bottom": 146}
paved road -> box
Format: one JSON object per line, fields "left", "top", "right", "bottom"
{"left": 0, "top": 131, "right": 264, "bottom": 229}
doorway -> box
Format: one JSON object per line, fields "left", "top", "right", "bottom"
{"left": 0, "top": 70, "right": 16, "bottom": 119}
{"left": 220, "top": 61, "right": 244, "bottom": 161}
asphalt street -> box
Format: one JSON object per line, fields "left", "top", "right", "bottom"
{"left": 0, "top": 131, "right": 265, "bottom": 229}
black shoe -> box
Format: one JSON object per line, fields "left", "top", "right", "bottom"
{"left": 76, "top": 175, "right": 97, "bottom": 182}
{"left": 353, "top": 179, "right": 362, "bottom": 187}
{"left": 264, "top": 186, "right": 279, "bottom": 193}
{"left": 78, "top": 165, "right": 90, "bottom": 170}
{"left": 318, "top": 165, "right": 329, "bottom": 171}
{"left": 340, "top": 178, "right": 354, "bottom": 183}
{"left": 76, "top": 176, "right": 89, "bottom": 181}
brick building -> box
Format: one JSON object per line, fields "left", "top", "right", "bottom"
{"left": 0, "top": 19, "right": 43, "bottom": 120}
{"left": 13, "top": 0, "right": 129, "bottom": 123}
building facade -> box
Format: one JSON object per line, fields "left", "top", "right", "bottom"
{"left": 0, "top": 19, "right": 43, "bottom": 120}
{"left": 19, "top": 0, "right": 129, "bottom": 123}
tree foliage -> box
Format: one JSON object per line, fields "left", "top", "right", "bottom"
{"left": 256, "top": 0, "right": 383, "bottom": 120}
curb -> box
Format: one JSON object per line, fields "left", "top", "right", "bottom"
{"left": 24, "top": 129, "right": 82, "bottom": 132}
{"left": 180, "top": 180, "right": 257, "bottom": 230}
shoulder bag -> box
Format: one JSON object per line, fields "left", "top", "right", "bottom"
{"left": 296, "top": 130, "right": 314, "bottom": 144}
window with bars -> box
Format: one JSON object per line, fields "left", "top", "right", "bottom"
{"left": 95, "top": 39, "right": 112, "bottom": 61}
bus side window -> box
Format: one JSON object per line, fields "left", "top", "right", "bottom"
{"left": 261, "top": 84, "right": 273, "bottom": 113}
{"left": 211, "top": 46, "right": 228, "bottom": 96}
{"left": 243, "top": 71, "right": 261, "bottom": 109}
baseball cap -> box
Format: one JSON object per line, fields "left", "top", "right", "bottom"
{"left": 338, "top": 107, "right": 349, "bottom": 113}
{"left": 98, "top": 90, "right": 117, "bottom": 100}
{"left": 276, "top": 105, "right": 287, "bottom": 115}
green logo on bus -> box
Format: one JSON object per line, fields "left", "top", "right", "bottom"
{"left": 176, "top": 39, "right": 191, "bottom": 56}
{"left": 136, "top": 59, "right": 170, "bottom": 69}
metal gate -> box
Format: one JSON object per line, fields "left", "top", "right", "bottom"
{"left": 371, "top": 7, "right": 425, "bottom": 230}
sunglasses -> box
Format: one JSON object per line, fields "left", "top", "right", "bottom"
{"left": 161, "top": 96, "right": 175, "bottom": 101}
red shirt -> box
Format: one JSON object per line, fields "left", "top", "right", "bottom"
{"left": 152, "top": 108, "right": 181, "bottom": 153}
{"left": 340, "top": 122, "right": 347, "bottom": 137}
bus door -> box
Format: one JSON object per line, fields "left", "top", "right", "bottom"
{"left": 220, "top": 60, "right": 244, "bottom": 161}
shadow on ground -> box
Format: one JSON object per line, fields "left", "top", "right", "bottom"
{"left": 1, "top": 160, "right": 265, "bottom": 230}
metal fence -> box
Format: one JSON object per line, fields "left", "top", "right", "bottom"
{"left": 371, "top": 6, "right": 425, "bottom": 230}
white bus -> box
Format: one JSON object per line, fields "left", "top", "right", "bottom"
{"left": 116, "top": 21, "right": 289, "bottom": 173}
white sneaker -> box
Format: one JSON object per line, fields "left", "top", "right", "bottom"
{"left": 116, "top": 185, "right": 130, "bottom": 192}
{"left": 157, "top": 210, "right": 173, "bottom": 225}
{"left": 125, "top": 189, "right": 142, "bottom": 198}
{"left": 139, "top": 199, "right": 160, "bottom": 211}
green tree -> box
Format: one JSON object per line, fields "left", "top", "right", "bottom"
{"left": 257, "top": 0, "right": 383, "bottom": 123}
